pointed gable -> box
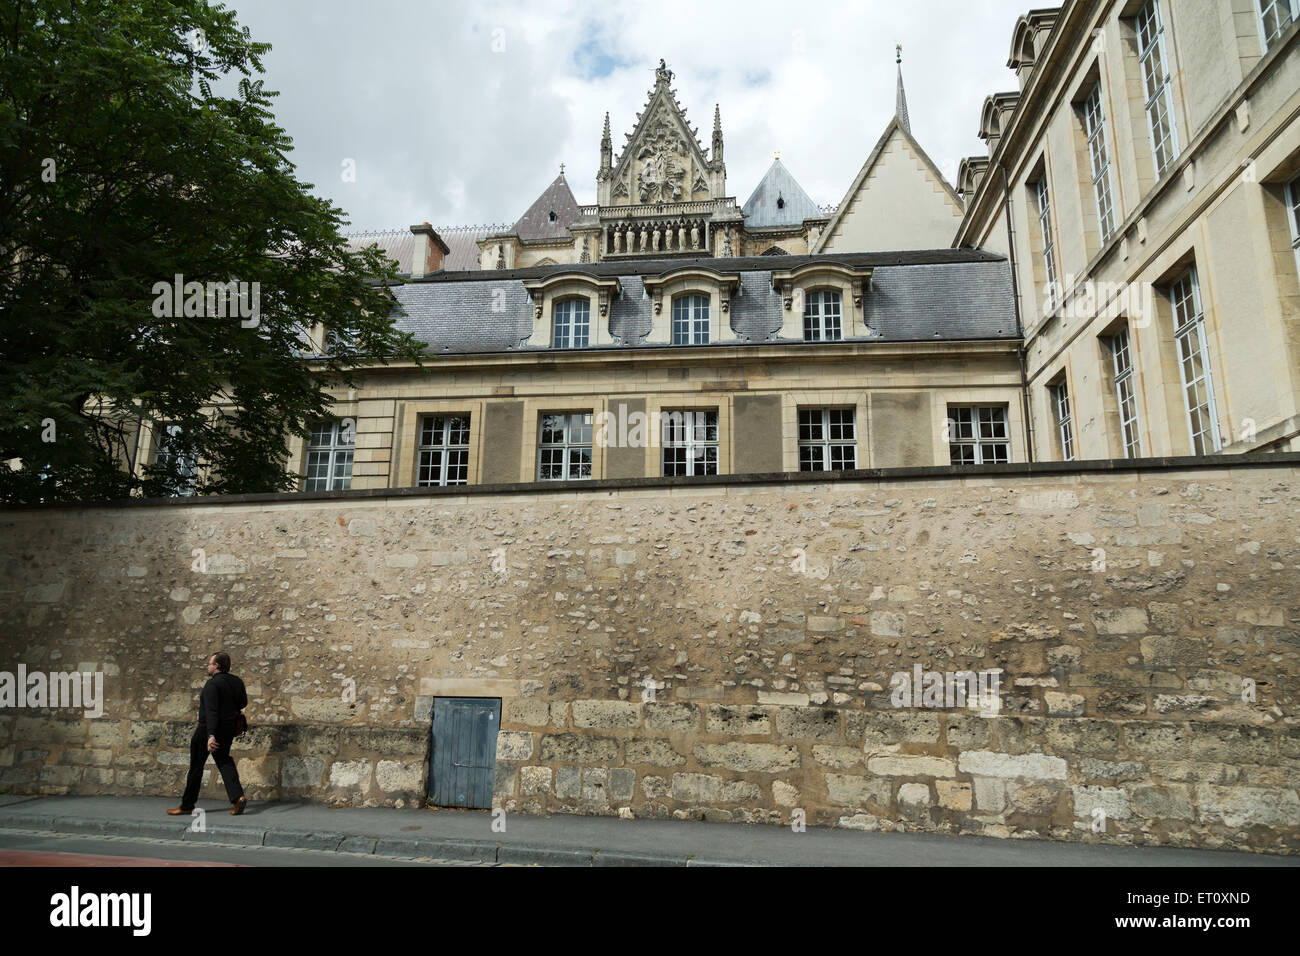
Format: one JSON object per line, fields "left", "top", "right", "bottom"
{"left": 815, "top": 117, "right": 964, "bottom": 253}
{"left": 607, "top": 63, "right": 720, "bottom": 205}
{"left": 742, "top": 159, "right": 820, "bottom": 228}
{"left": 513, "top": 173, "right": 582, "bottom": 241}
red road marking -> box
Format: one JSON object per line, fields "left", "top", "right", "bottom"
{"left": 0, "top": 850, "right": 242, "bottom": 867}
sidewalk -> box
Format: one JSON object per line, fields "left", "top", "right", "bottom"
{"left": 0, "top": 795, "right": 1293, "bottom": 866}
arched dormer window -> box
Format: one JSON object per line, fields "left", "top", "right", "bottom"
{"left": 522, "top": 272, "right": 621, "bottom": 348}
{"left": 671, "top": 293, "right": 710, "bottom": 345}
{"left": 771, "top": 261, "right": 873, "bottom": 341}
{"left": 803, "top": 289, "right": 842, "bottom": 342}
{"left": 642, "top": 267, "right": 741, "bottom": 345}
{"left": 552, "top": 297, "right": 591, "bottom": 349}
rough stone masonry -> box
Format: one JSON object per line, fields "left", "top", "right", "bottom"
{"left": 1, "top": 458, "right": 1298, "bottom": 854}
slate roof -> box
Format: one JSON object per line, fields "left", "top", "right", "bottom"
{"left": 512, "top": 173, "right": 583, "bottom": 241}
{"left": 385, "top": 250, "right": 1017, "bottom": 355}
{"left": 742, "top": 159, "right": 823, "bottom": 229}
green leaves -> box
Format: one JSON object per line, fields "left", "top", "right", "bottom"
{"left": 0, "top": 0, "right": 425, "bottom": 503}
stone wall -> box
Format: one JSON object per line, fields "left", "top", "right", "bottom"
{"left": 2, "top": 457, "right": 1299, "bottom": 852}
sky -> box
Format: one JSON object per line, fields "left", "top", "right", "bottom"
{"left": 223, "top": 0, "right": 1039, "bottom": 233}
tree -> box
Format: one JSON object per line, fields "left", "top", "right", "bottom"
{"left": 0, "top": 0, "right": 425, "bottom": 504}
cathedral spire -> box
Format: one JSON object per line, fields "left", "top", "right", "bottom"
{"left": 895, "top": 44, "right": 911, "bottom": 134}
{"left": 600, "top": 111, "right": 612, "bottom": 176}
{"left": 712, "top": 103, "right": 724, "bottom": 165}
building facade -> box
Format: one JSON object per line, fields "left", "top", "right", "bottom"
{"left": 955, "top": 0, "right": 1300, "bottom": 461}
{"left": 139, "top": 2, "right": 1300, "bottom": 494}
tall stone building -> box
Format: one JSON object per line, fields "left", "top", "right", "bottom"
{"left": 955, "top": 0, "right": 1300, "bottom": 460}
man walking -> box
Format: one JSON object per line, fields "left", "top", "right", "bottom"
{"left": 167, "top": 651, "right": 248, "bottom": 817}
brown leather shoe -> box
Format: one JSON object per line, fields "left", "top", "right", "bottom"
{"left": 230, "top": 796, "right": 247, "bottom": 816}
{"left": 165, "top": 807, "right": 192, "bottom": 816}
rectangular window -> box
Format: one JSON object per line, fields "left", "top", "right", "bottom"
{"left": 417, "top": 415, "right": 470, "bottom": 486}
{"left": 1136, "top": 0, "right": 1179, "bottom": 177}
{"left": 1259, "top": 0, "right": 1298, "bottom": 48}
{"left": 803, "top": 290, "right": 842, "bottom": 341}
{"left": 1287, "top": 173, "right": 1300, "bottom": 277}
{"left": 1169, "top": 268, "right": 1221, "bottom": 454}
{"left": 552, "top": 299, "right": 590, "bottom": 349}
{"left": 661, "top": 410, "right": 718, "bottom": 476}
{"left": 948, "top": 406, "right": 1010, "bottom": 466}
{"left": 1108, "top": 327, "right": 1144, "bottom": 458}
{"left": 538, "top": 412, "right": 592, "bottom": 480}
{"left": 303, "top": 419, "right": 355, "bottom": 491}
{"left": 672, "top": 295, "right": 710, "bottom": 345}
{"left": 1033, "top": 178, "right": 1059, "bottom": 309}
{"left": 1049, "top": 381, "right": 1075, "bottom": 462}
{"left": 1082, "top": 82, "right": 1117, "bottom": 242}
{"left": 155, "top": 424, "right": 198, "bottom": 497}
{"left": 798, "top": 408, "right": 858, "bottom": 471}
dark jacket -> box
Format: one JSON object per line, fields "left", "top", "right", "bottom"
{"left": 198, "top": 672, "right": 247, "bottom": 738}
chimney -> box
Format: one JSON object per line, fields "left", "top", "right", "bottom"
{"left": 409, "top": 222, "right": 450, "bottom": 278}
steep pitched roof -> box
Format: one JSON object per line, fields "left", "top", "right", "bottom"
{"left": 390, "top": 250, "right": 1016, "bottom": 355}
{"left": 512, "top": 173, "right": 582, "bottom": 241}
{"left": 812, "top": 116, "right": 963, "bottom": 253}
{"left": 742, "top": 158, "right": 822, "bottom": 228}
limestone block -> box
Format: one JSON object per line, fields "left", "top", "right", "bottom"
{"left": 936, "top": 780, "right": 972, "bottom": 810}
{"left": 281, "top": 756, "right": 325, "bottom": 788}
{"left": 866, "top": 754, "right": 957, "bottom": 777}
{"left": 539, "top": 734, "right": 619, "bottom": 764}
{"left": 1071, "top": 785, "right": 1131, "bottom": 819}
{"left": 870, "top": 611, "right": 905, "bottom": 637}
{"left": 1194, "top": 786, "right": 1300, "bottom": 828}
{"left": 693, "top": 742, "right": 800, "bottom": 773}
{"left": 496, "top": 731, "right": 534, "bottom": 761}
{"left": 722, "top": 780, "right": 761, "bottom": 802}
{"left": 957, "top": 751, "right": 1067, "bottom": 780}
{"left": 643, "top": 703, "right": 699, "bottom": 732}
{"left": 520, "top": 766, "right": 552, "bottom": 796}
{"left": 1128, "top": 784, "right": 1192, "bottom": 820}
{"left": 812, "top": 745, "right": 863, "bottom": 769}
{"left": 375, "top": 760, "right": 424, "bottom": 794}
{"left": 825, "top": 773, "right": 890, "bottom": 807}
{"left": 706, "top": 705, "right": 772, "bottom": 736}
{"left": 672, "top": 772, "right": 723, "bottom": 802}
{"left": 572, "top": 699, "right": 641, "bottom": 730}
{"left": 1093, "top": 608, "right": 1149, "bottom": 635}
{"left": 581, "top": 767, "right": 608, "bottom": 805}
{"left": 772, "top": 780, "right": 800, "bottom": 807}
{"left": 973, "top": 776, "right": 1006, "bottom": 812}
{"left": 772, "top": 706, "right": 841, "bottom": 741}
{"left": 556, "top": 765, "right": 580, "bottom": 799}
{"left": 610, "top": 768, "right": 635, "bottom": 801}
{"left": 505, "top": 698, "right": 551, "bottom": 728}
{"left": 328, "top": 759, "right": 373, "bottom": 789}
{"left": 624, "top": 739, "right": 685, "bottom": 766}
{"left": 847, "top": 710, "right": 941, "bottom": 746}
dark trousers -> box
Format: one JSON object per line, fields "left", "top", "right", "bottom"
{"left": 180, "top": 726, "right": 244, "bottom": 809}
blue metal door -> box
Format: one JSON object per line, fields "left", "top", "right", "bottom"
{"left": 429, "top": 697, "right": 501, "bottom": 809}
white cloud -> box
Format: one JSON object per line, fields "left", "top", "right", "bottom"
{"left": 228, "top": 0, "right": 1031, "bottom": 231}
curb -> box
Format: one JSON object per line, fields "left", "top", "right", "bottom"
{"left": 0, "top": 813, "right": 752, "bottom": 867}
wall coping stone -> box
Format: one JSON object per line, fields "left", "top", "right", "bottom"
{"left": 4, "top": 452, "right": 1296, "bottom": 513}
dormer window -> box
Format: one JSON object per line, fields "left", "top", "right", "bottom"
{"left": 776, "top": 194, "right": 785, "bottom": 209}
{"left": 552, "top": 298, "right": 590, "bottom": 349}
{"left": 672, "top": 294, "right": 710, "bottom": 345}
{"left": 548, "top": 210, "right": 558, "bottom": 222}
{"left": 804, "top": 290, "right": 843, "bottom": 342}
